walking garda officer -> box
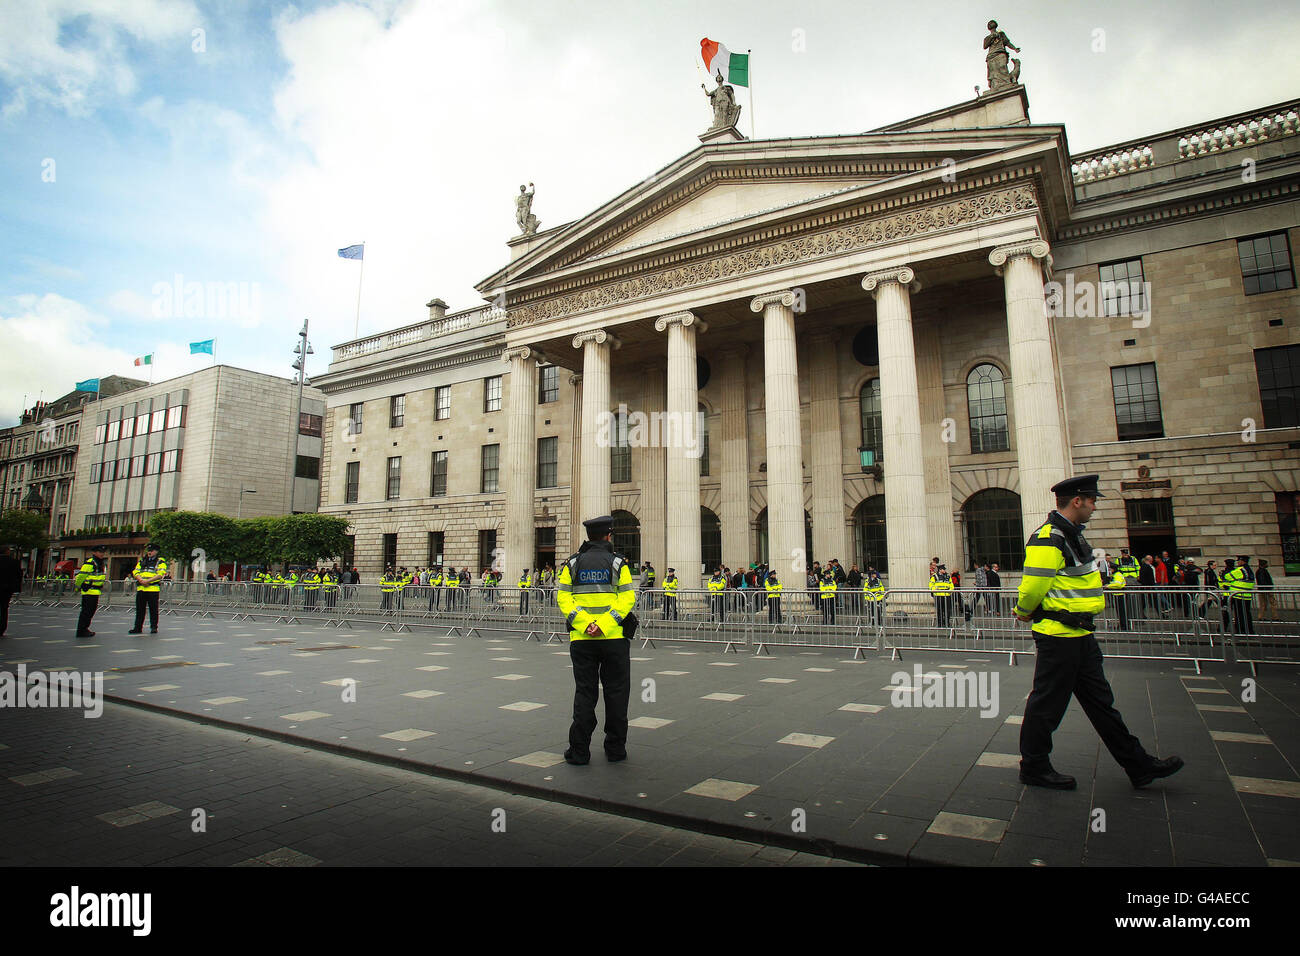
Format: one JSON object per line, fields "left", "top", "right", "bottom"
{"left": 1015, "top": 475, "right": 1184, "bottom": 790}
{"left": 127, "top": 543, "right": 168, "bottom": 635}
{"left": 765, "top": 569, "right": 783, "bottom": 624}
{"left": 662, "top": 568, "right": 679, "bottom": 621}
{"left": 555, "top": 515, "right": 637, "bottom": 766}
{"left": 74, "top": 544, "right": 108, "bottom": 638}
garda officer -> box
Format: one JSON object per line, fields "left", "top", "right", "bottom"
{"left": 929, "top": 565, "right": 954, "bottom": 628}
{"left": 707, "top": 568, "right": 726, "bottom": 622}
{"left": 641, "top": 561, "right": 656, "bottom": 611}
{"left": 1223, "top": 556, "right": 1255, "bottom": 635}
{"left": 1015, "top": 475, "right": 1184, "bottom": 790}
{"left": 322, "top": 567, "right": 339, "bottom": 610}
{"left": 519, "top": 567, "right": 532, "bottom": 614}
{"left": 445, "top": 565, "right": 460, "bottom": 610}
{"left": 74, "top": 545, "right": 107, "bottom": 638}
{"left": 381, "top": 567, "right": 397, "bottom": 611}
{"left": 302, "top": 567, "right": 320, "bottom": 609}
{"left": 662, "top": 568, "right": 679, "bottom": 621}
{"left": 765, "top": 569, "right": 783, "bottom": 624}
{"left": 127, "top": 543, "right": 168, "bottom": 635}
{"left": 556, "top": 515, "right": 637, "bottom": 765}
{"left": 864, "top": 569, "right": 885, "bottom": 627}
{"left": 429, "top": 566, "right": 443, "bottom": 611}
{"left": 1105, "top": 562, "right": 1130, "bottom": 631}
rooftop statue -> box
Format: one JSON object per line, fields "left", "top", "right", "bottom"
{"left": 983, "top": 20, "right": 1022, "bottom": 92}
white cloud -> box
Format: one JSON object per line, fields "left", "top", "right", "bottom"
{"left": 0, "top": 0, "right": 200, "bottom": 116}
{"left": 106, "top": 288, "right": 155, "bottom": 320}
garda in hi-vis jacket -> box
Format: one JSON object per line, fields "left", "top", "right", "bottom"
{"left": 1015, "top": 511, "right": 1105, "bottom": 638}
{"left": 132, "top": 555, "right": 168, "bottom": 592}
{"left": 75, "top": 555, "right": 106, "bottom": 596}
{"left": 555, "top": 540, "right": 636, "bottom": 641}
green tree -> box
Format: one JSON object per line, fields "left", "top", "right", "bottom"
{"left": 269, "top": 514, "right": 352, "bottom": 566}
{"left": 147, "top": 511, "right": 237, "bottom": 579}
{"left": 0, "top": 509, "right": 51, "bottom": 552}
{"left": 230, "top": 516, "right": 276, "bottom": 569}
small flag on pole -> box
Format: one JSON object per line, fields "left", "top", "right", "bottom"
{"left": 75, "top": 378, "right": 100, "bottom": 393}
{"left": 190, "top": 339, "right": 214, "bottom": 355}
{"left": 700, "top": 38, "right": 749, "bottom": 87}
{"left": 338, "top": 244, "right": 364, "bottom": 260}
{"left": 134, "top": 354, "right": 153, "bottom": 366}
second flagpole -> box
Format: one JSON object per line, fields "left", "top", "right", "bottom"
{"left": 353, "top": 241, "right": 366, "bottom": 339}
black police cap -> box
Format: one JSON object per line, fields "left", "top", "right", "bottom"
{"left": 1050, "top": 474, "right": 1105, "bottom": 499}
{"left": 583, "top": 514, "right": 613, "bottom": 535}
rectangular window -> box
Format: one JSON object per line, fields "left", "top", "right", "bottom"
{"left": 166, "top": 405, "right": 184, "bottom": 429}
{"left": 146, "top": 452, "right": 161, "bottom": 475}
{"left": 95, "top": 423, "right": 105, "bottom": 444}
{"left": 89, "top": 463, "right": 101, "bottom": 484}
{"left": 478, "top": 530, "right": 497, "bottom": 573}
{"left": 1238, "top": 232, "right": 1295, "bottom": 295}
{"left": 538, "top": 365, "right": 559, "bottom": 404}
{"left": 117, "top": 458, "right": 131, "bottom": 479}
{"left": 537, "top": 437, "right": 557, "bottom": 488}
{"left": 390, "top": 394, "right": 405, "bottom": 428}
{"left": 342, "top": 534, "right": 355, "bottom": 569}
{"left": 68, "top": 422, "right": 77, "bottom": 442}
{"left": 135, "top": 412, "right": 150, "bottom": 435}
{"left": 1255, "top": 344, "right": 1300, "bottom": 428}
{"left": 106, "top": 420, "right": 120, "bottom": 442}
{"left": 535, "top": 526, "right": 556, "bottom": 570}
{"left": 132, "top": 455, "right": 145, "bottom": 477}
{"left": 427, "top": 531, "right": 444, "bottom": 567}
{"left": 484, "top": 375, "right": 502, "bottom": 413}
{"left": 1111, "top": 363, "right": 1164, "bottom": 440}
{"left": 345, "top": 461, "right": 359, "bottom": 504}
{"left": 348, "top": 402, "right": 364, "bottom": 436}
{"left": 383, "top": 533, "right": 397, "bottom": 569}
{"left": 162, "top": 450, "right": 181, "bottom": 472}
{"left": 120, "top": 417, "right": 135, "bottom": 440}
{"left": 102, "top": 460, "right": 116, "bottom": 482}
{"left": 1277, "top": 492, "right": 1300, "bottom": 576}
{"left": 295, "top": 455, "right": 320, "bottom": 479}
{"left": 1099, "top": 258, "right": 1146, "bottom": 317}
{"left": 150, "top": 409, "right": 165, "bottom": 432}
{"left": 299, "top": 412, "right": 322, "bottom": 437}
{"left": 431, "top": 450, "right": 448, "bottom": 497}
{"left": 387, "top": 456, "right": 402, "bottom": 499}
{"left": 480, "top": 444, "right": 499, "bottom": 494}
{"left": 435, "top": 386, "right": 451, "bottom": 421}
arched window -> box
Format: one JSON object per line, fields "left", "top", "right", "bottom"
{"left": 610, "top": 408, "right": 631, "bottom": 483}
{"left": 699, "top": 403, "right": 710, "bottom": 478}
{"left": 611, "top": 510, "right": 640, "bottom": 566}
{"left": 853, "top": 495, "right": 888, "bottom": 574}
{"left": 701, "top": 507, "right": 721, "bottom": 572}
{"left": 967, "top": 364, "right": 1009, "bottom": 453}
{"left": 859, "top": 379, "right": 883, "bottom": 464}
{"left": 962, "top": 489, "right": 1023, "bottom": 571}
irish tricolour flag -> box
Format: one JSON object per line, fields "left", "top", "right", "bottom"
{"left": 700, "top": 38, "right": 748, "bottom": 87}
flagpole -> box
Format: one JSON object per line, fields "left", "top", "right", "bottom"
{"left": 353, "top": 242, "right": 365, "bottom": 339}
{"left": 747, "top": 49, "right": 755, "bottom": 140}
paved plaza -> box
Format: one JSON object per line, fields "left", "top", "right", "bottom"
{"left": 2, "top": 602, "right": 1298, "bottom": 866}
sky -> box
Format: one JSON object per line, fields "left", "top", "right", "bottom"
{"left": 2, "top": 0, "right": 1298, "bottom": 426}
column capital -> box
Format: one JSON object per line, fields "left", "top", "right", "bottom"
{"left": 749, "top": 290, "right": 799, "bottom": 313}
{"left": 501, "top": 345, "right": 544, "bottom": 365}
{"left": 989, "top": 240, "right": 1053, "bottom": 278}
{"left": 861, "top": 266, "right": 920, "bottom": 299}
{"left": 654, "top": 310, "right": 708, "bottom": 334}
{"left": 571, "top": 329, "right": 622, "bottom": 350}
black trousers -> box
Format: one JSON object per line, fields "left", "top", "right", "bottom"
{"left": 77, "top": 594, "right": 99, "bottom": 634}
{"left": 133, "top": 591, "right": 160, "bottom": 631}
{"left": 768, "top": 596, "right": 782, "bottom": 623}
{"left": 663, "top": 595, "right": 677, "bottom": 620}
{"left": 1020, "top": 633, "right": 1150, "bottom": 776}
{"left": 820, "top": 597, "right": 835, "bottom": 624}
{"left": 1115, "top": 595, "right": 1130, "bottom": 630}
{"left": 1230, "top": 599, "right": 1254, "bottom": 635}
{"left": 935, "top": 596, "right": 951, "bottom": 627}
{"left": 568, "top": 638, "right": 631, "bottom": 758}
{"left": 520, "top": 591, "right": 529, "bottom": 614}
{"left": 0, "top": 590, "right": 11, "bottom": 636}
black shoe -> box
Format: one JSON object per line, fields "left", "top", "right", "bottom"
{"left": 1130, "top": 755, "right": 1184, "bottom": 789}
{"left": 1019, "top": 768, "right": 1077, "bottom": 790}
{"left": 605, "top": 750, "right": 627, "bottom": 763}
{"left": 563, "top": 748, "right": 590, "bottom": 766}
{"left": 150, "top": 629, "right": 158, "bottom": 634}
{"left": 127, "top": 628, "right": 142, "bottom": 634}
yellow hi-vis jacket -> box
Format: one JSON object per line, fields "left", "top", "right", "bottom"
{"left": 1015, "top": 512, "right": 1105, "bottom": 638}
{"left": 864, "top": 579, "right": 885, "bottom": 601}
{"left": 556, "top": 542, "right": 636, "bottom": 641}
{"left": 519, "top": 573, "right": 531, "bottom": 588}
{"left": 133, "top": 556, "right": 168, "bottom": 592}
{"left": 929, "top": 574, "right": 953, "bottom": 596}
{"left": 663, "top": 577, "right": 678, "bottom": 595}
{"left": 75, "top": 556, "right": 106, "bottom": 596}
{"left": 1222, "top": 565, "right": 1255, "bottom": 600}
{"left": 764, "top": 578, "right": 782, "bottom": 595}
{"left": 707, "top": 576, "right": 725, "bottom": 594}
{"left": 819, "top": 579, "right": 837, "bottom": 600}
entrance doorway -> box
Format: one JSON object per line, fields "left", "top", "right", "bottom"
{"left": 1126, "top": 498, "right": 1178, "bottom": 562}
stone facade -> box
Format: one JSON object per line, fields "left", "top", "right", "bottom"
{"left": 316, "top": 88, "right": 1300, "bottom": 585}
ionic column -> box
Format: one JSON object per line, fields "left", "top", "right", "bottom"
{"left": 861, "top": 267, "right": 927, "bottom": 590}
{"left": 717, "top": 347, "right": 750, "bottom": 571}
{"left": 913, "top": 319, "right": 956, "bottom": 566}
{"left": 750, "top": 290, "right": 805, "bottom": 581}
{"left": 502, "top": 346, "right": 541, "bottom": 580}
{"left": 989, "top": 240, "right": 1068, "bottom": 534}
{"left": 654, "top": 312, "right": 707, "bottom": 589}
{"left": 572, "top": 330, "right": 620, "bottom": 523}
{"left": 637, "top": 365, "right": 667, "bottom": 576}
{"left": 807, "top": 333, "right": 847, "bottom": 567}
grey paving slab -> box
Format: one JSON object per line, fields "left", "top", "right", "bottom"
{"left": 3, "top": 604, "right": 1297, "bottom": 866}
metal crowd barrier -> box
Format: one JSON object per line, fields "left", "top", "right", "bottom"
{"left": 1225, "top": 587, "right": 1300, "bottom": 672}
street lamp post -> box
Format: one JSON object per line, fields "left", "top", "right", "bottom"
{"left": 289, "top": 320, "right": 313, "bottom": 515}
{"left": 235, "top": 484, "right": 257, "bottom": 582}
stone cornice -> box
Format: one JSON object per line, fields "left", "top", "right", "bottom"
{"left": 314, "top": 345, "right": 505, "bottom": 394}
{"left": 508, "top": 183, "right": 1038, "bottom": 329}
{"left": 1057, "top": 179, "right": 1300, "bottom": 243}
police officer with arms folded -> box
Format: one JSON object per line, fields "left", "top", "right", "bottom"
{"left": 556, "top": 515, "right": 637, "bottom": 766}
{"left": 1015, "top": 475, "right": 1183, "bottom": 790}
{"left": 74, "top": 544, "right": 107, "bottom": 638}
{"left": 127, "top": 543, "right": 168, "bottom": 635}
